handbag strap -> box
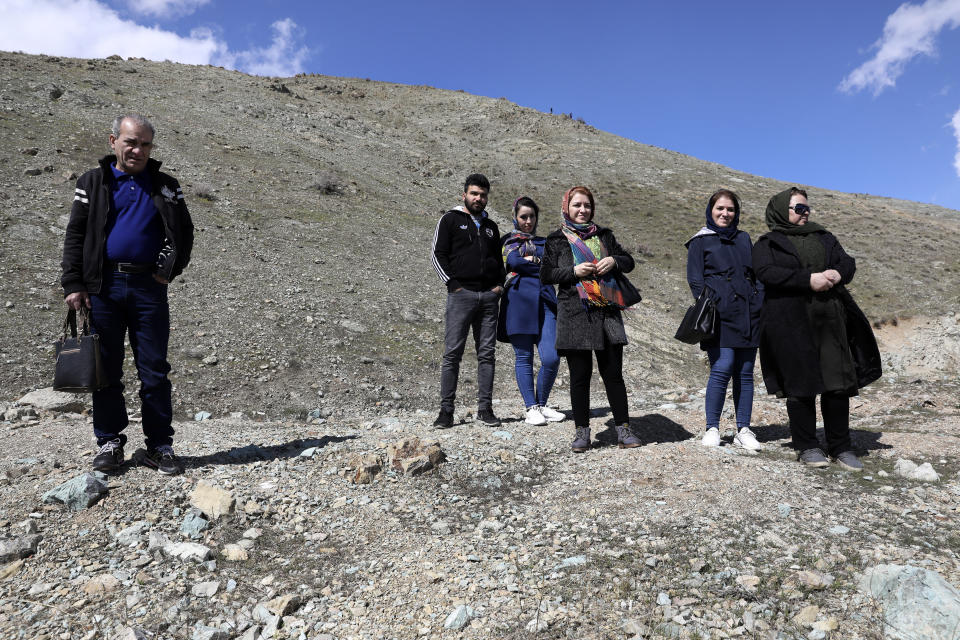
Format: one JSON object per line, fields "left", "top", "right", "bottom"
{"left": 62, "top": 307, "right": 93, "bottom": 339}
{"left": 77, "top": 306, "right": 93, "bottom": 336}
{"left": 62, "top": 309, "right": 77, "bottom": 340}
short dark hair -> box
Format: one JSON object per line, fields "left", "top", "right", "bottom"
{"left": 464, "top": 173, "right": 490, "bottom": 192}
{"left": 513, "top": 196, "right": 539, "bottom": 217}
{"left": 789, "top": 187, "right": 808, "bottom": 199}
{"left": 707, "top": 189, "right": 740, "bottom": 215}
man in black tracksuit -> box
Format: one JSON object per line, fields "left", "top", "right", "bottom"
{"left": 430, "top": 174, "right": 505, "bottom": 428}
{"left": 61, "top": 114, "right": 193, "bottom": 475}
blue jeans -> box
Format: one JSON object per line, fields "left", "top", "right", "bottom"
{"left": 510, "top": 305, "right": 560, "bottom": 408}
{"left": 90, "top": 271, "right": 174, "bottom": 449}
{"left": 705, "top": 347, "right": 757, "bottom": 430}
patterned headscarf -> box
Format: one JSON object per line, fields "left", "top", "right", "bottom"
{"left": 501, "top": 197, "right": 539, "bottom": 284}
{"left": 559, "top": 186, "right": 628, "bottom": 309}
{"left": 561, "top": 186, "right": 598, "bottom": 239}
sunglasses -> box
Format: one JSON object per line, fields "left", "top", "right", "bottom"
{"left": 789, "top": 203, "right": 811, "bottom": 215}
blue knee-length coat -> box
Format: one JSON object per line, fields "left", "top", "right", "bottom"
{"left": 497, "top": 236, "right": 558, "bottom": 341}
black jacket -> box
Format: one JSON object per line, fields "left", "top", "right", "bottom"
{"left": 431, "top": 208, "right": 505, "bottom": 292}
{"left": 752, "top": 230, "right": 881, "bottom": 397}
{"left": 685, "top": 230, "right": 763, "bottom": 349}
{"left": 61, "top": 155, "right": 194, "bottom": 295}
{"left": 540, "top": 226, "right": 635, "bottom": 352}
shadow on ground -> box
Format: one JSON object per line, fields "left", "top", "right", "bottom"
{"left": 756, "top": 423, "right": 893, "bottom": 454}
{"left": 592, "top": 412, "right": 693, "bottom": 446}
{"left": 179, "top": 435, "right": 358, "bottom": 469}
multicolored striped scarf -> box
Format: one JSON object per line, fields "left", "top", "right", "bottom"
{"left": 501, "top": 230, "right": 536, "bottom": 286}
{"left": 561, "top": 218, "right": 628, "bottom": 309}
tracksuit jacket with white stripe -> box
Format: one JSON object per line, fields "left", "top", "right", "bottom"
{"left": 431, "top": 207, "right": 505, "bottom": 292}
{"left": 61, "top": 155, "right": 194, "bottom": 296}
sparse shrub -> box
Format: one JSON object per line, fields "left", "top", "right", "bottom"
{"left": 311, "top": 171, "right": 343, "bottom": 195}
{"left": 194, "top": 183, "right": 216, "bottom": 201}
{"left": 635, "top": 243, "right": 655, "bottom": 258}
{"left": 269, "top": 83, "right": 291, "bottom": 94}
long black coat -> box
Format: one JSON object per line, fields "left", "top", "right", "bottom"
{"left": 752, "top": 230, "right": 881, "bottom": 397}
{"left": 540, "top": 227, "right": 635, "bottom": 353}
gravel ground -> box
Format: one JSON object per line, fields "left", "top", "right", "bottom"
{"left": 1, "top": 376, "right": 958, "bottom": 640}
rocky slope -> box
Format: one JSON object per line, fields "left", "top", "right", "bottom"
{"left": 0, "top": 51, "right": 958, "bottom": 420}
{"left": 1, "top": 51, "right": 960, "bottom": 640}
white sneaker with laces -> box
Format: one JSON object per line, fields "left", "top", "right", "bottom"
{"left": 734, "top": 427, "right": 762, "bottom": 451}
{"left": 524, "top": 406, "right": 546, "bottom": 426}
{"left": 701, "top": 428, "right": 721, "bottom": 447}
{"left": 539, "top": 405, "right": 565, "bottom": 422}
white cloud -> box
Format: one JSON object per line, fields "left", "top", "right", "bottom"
{"left": 840, "top": 0, "right": 960, "bottom": 94}
{"left": 951, "top": 106, "right": 960, "bottom": 176}
{"left": 226, "top": 19, "right": 310, "bottom": 78}
{"left": 0, "top": 0, "right": 308, "bottom": 76}
{"left": 125, "top": 0, "right": 211, "bottom": 19}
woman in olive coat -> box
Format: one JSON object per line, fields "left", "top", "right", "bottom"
{"left": 752, "top": 187, "right": 881, "bottom": 471}
{"left": 540, "top": 186, "right": 640, "bottom": 452}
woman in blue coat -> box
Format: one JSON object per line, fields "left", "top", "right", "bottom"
{"left": 498, "top": 197, "right": 563, "bottom": 425}
{"left": 685, "top": 189, "right": 764, "bottom": 449}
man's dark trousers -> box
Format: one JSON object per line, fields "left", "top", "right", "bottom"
{"left": 440, "top": 288, "right": 499, "bottom": 413}
{"left": 90, "top": 270, "right": 173, "bottom": 449}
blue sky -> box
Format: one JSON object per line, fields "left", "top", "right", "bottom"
{"left": 2, "top": 0, "right": 959, "bottom": 211}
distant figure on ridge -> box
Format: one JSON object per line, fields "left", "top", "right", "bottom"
{"left": 541, "top": 186, "right": 641, "bottom": 452}
{"left": 431, "top": 174, "right": 505, "bottom": 429}
{"left": 753, "top": 187, "right": 881, "bottom": 471}
{"left": 61, "top": 114, "right": 194, "bottom": 475}
{"left": 685, "top": 189, "right": 764, "bottom": 450}
{"left": 497, "top": 196, "right": 563, "bottom": 425}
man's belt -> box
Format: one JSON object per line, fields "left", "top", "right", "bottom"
{"left": 107, "top": 262, "right": 155, "bottom": 274}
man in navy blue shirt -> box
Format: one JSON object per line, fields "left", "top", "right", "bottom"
{"left": 62, "top": 114, "right": 194, "bottom": 475}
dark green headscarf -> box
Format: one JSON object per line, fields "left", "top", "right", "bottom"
{"left": 765, "top": 188, "right": 826, "bottom": 236}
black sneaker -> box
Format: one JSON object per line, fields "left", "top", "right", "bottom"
{"left": 433, "top": 409, "right": 454, "bottom": 429}
{"left": 141, "top": 445, "right": 184, "bottom": 475}
{"left": 476, "top": 409, "right": 501, "bottom": 427}
{"left": 92, "top": 439, "right": 124, "bottom": 472}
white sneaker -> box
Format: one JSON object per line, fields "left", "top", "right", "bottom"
{"left": 734, "top": 427, "right": 761, "bottom": 451}
{"left": 524, "top": 406, "right": 546, "bottom": 425}
{"left": 539, "top": 405, "right": 565, "bottom": 422}
{"left": 701, "top": 428, "right": 720, "bottom": 447}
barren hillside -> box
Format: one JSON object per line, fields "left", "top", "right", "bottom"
{"left": 0, "top": 51, "right": 957, "bottom": 420}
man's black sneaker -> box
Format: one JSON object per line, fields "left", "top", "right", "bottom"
{"left": 92, "top": 439, "right": 124, "bottom": 471}
{"left": 433, "top": 409, "right": 454, "bottom": 429}
{"left": 476, "top": 409, "right": 501, "bottom": 427}
{"left": 141, "top": 445, "right": 184, "bottom": 475}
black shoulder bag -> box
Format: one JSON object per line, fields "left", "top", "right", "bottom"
{"left": 674, "top": 287, "right": 718, "bottom": 344}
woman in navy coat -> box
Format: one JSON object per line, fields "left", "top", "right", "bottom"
{"left": 685, "top": 189, "right": 764, "bottom": 449}
{"left": 497, "top": 197, "right": 563, "bottom": 425}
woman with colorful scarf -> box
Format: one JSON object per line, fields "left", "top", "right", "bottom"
{"left": 541, "top": 186, "right": 641, "bottom": 452}
{"left": 497, "top": 197, "right": 563, "bottom": 425}
{"left": 753, "top": 187, "right": 881, "bottom": 471}
{"left": 685, "top": 189, "right": 764, "bottom": 450}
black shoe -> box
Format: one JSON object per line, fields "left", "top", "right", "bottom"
{"left": 92, "top": 439, "right": 124, "bottom": 472}
{"left": 476, "top": 409, "right": 501, "bottom": 427}
{"left": 141, "top": 445, "right": 184, "bottom": 475}
{"left": 433, "top": 409, "right": 454, "bottom": 429}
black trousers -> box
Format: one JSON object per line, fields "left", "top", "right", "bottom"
{"left": 786, "top": 392, "right": 851, "bottom": 456}
{"left": 565, "top": 343, "right": 629, "bottom": 428}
